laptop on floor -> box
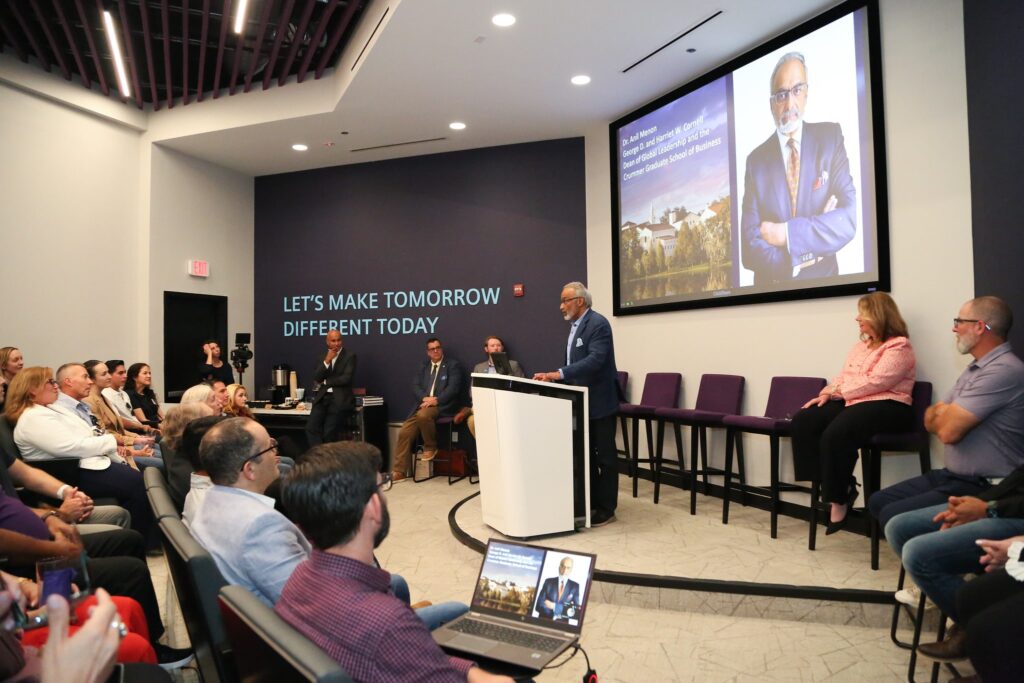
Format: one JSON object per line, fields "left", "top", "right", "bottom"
{"left": 433, "top": 539, "right": 596, "bottom": 671}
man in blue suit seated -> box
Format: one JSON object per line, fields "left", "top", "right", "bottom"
{"left": 393, "top": 337, "right": 465, "bottom": 482}
{"left": 534, "top": 282, "right": 622, "bottom": 527}
{"left": 535, "top": 556, "right": 581, "bottom": 620}
{"left": 740, "top": 51, "right": 857, "bottom": 285}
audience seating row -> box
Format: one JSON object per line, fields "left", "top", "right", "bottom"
{"left": 145, "top": 469, "right": 351, "bottom": 682}
{"left": 618, "top": 371, "right": 934, "bottom": 566}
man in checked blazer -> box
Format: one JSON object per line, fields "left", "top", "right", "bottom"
{"left": 392, "top": 337, "right": 465, "bottom": 481}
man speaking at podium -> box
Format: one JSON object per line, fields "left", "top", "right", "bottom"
{"left": 534, "top": 282, "right": 621, "bottom": 527}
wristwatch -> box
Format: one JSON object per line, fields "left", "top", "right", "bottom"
{"left": 40, "top": 510, "right": 60, "bottom": 523}
{"left": 986, "top": 500, "right": 999, "bottom": 518}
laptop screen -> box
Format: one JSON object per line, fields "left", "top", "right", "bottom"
{"left": 470, "top": 539, "right": 596, "bottom": 634}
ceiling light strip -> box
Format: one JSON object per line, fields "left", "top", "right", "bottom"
{"left": 233, "top": 0, "right": 249, "bottom": 33}
{"left": 102, "top": 9, "right": 131, "bottom": 98}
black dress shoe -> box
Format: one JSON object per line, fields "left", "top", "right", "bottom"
{"left": 825, "top": 479, "right": 860, "bottom": 535}
{"left": 918, "top": 624, "right": 968, "bottom": 662}
{"left": 590, "top": 510, "right": 616, "bottom": 527}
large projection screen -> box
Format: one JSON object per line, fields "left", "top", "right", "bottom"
{"left": 611, "top": 0, "right": 888, "bottom": 316}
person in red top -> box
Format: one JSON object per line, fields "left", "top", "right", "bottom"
{"left": 275, "top": 442, "right": 512, "bottom": 683}
{"left": 791, "top": 291, "right": 917, "bottom": 534}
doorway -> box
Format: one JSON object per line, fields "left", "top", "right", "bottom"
{"left": 164, "top": 292, "right": 228, "bottom": 403}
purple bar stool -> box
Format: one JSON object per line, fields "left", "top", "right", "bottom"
{"left": 858, "top": 380, "right": 933, "bottom": 568}
{"left": 653, "top": 374, "right": 744, "bottom": 513}
{"left": 721, "top": 376, "right": 827, "bottom": 539}
{"left": 618, "top": 373, "right": 682, "bottom": 497}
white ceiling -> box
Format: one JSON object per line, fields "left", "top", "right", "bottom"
{"left": 160, "top": 0, "right": 842, "bottom": 177}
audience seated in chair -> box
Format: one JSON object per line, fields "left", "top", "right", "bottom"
{"left": 101, "top": 360, "right": 157, "bottom": 437}
{"left": 125, "top": 363, "right": 163, "bottom": 427}
{"left": 883, "top": 464, "right": 1024, "bottom": 664}
{"left": 867, "top": 296, "right": 1024, "bottom": 529}
{"left": 393, "top": 337, "right": 465, "bottom": 481}
{"left": 462, "top": 335, "right": 524, "bottom": 438}
{"left": 0, "top": 473, "right": 192, "bottom": 668}
{"left": 83, "top": 360, "right": 162, "bottom": 471}
{"left": 7, "top": 366, "right": 154, "bottom": 541}
{"left": 275, "top": 442, "right": 512, "bottom": 683}
{"left": 189, "top": 419, "right": 466, "bottom": 629}
{"left": 158, "top": 402, "right": 216, "bottom": 514}
{"left": 790, "top": 292, "right": 916, "bottom": 536}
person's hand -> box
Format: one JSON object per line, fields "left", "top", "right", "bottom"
{"left": 0, "top": 572, "right": 28, "bottom": 630}
{"left": 759, "top": 221, "right": 787, "bottom": 247}
{"left": 59, "top": 488, "right": 94, "bottom": 523}
{"left": 976, "top": 538, "right": 1014, "bottom": 572}
{"left": 532, "top": 371, "right": 561, "bottom": 382}
{"left": 934, "top": 496, "right": 987, "bottom": 530}
{"left": 202, "top": 343, "right": 211, "bottom": 355}
{"left": 133, "top": 445, "right": 155, "bottom": 457}
{"left": 45, "top": 515, "right": 81, "bottom": 545}
{"left": 420, "top": 396, "right": 438, "bottom": 409}
{"left": 51, "top": 536, "right": 83, "bottom": 562}
{"left": 802, "top": 394, "right": 829, "bottom": 409}
{"left": 325, "top": 347, "right": 338, "bottom": 364}
{"left": 40, "top": 589, "right": 121, "bottom": 683}
{"left": 466, "top": 667, "right": 515, "bottom": 683}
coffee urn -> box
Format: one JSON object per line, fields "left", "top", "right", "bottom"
{"left": 271, "top": 364, "right": 291, "bottom": 404}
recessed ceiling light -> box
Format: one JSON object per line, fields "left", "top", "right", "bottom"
{"left": 570, "top": 75, "right": 591, "bottom": 86}
{"left": 449, "top": 122, "right": 467, "bottom": 131}
{"left": 491, "top": 13, "right": 516, "bottom": 27}
{"left": 292, "top": 144, "right": 308, "bottom": 151}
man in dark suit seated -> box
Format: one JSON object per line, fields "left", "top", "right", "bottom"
{"left": 740, "top": 51, "right": 857, "bottom": 285}
{"left": 534, "top": 556, "right": 580, "bottom": 620}
{"left": 393, "top": 338, "right": 465, "bottom": 482}
{"left": 534, "top": 282, "right": 622, "bottom": 527}
{"left": 305, "top": 329, "right": 357, "bottom": 446}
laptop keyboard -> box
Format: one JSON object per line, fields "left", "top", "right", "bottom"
{"left": 450, "top": 618, "right": 566, "bottom": 652}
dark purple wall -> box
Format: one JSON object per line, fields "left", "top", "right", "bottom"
{"left": 964, "top": 1, "right": 1024, "bottom": 350}
{"left": 254, "top": 138, "right": 587, "bottom": 419}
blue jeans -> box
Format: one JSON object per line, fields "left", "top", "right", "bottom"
{"left": 390, "top": 574, "right": 468, "bottom": 630}
{"left": 885, "top": 504, "right": 1024, "bottom": 621}
{"left": 868, "top": 469, "right": 990, "bottom": 528}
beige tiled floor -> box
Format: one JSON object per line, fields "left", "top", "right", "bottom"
{"left": 150, "top": 475, "right": 973, "bottom": 682}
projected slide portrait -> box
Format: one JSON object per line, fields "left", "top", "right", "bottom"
{"left": 733, "top": 14, "right": 864, "bottom": 288}
{"left": 531, "top": 553, "right": 592, "bottom": 625}
{"left": 611, "top": 1, "right": 886, "bottom": 314}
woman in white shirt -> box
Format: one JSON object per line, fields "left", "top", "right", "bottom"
{"left": 5, "top": 366, "right": 154, "bottom": 540}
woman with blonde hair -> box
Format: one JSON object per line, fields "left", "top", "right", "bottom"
{"left": 0, "top": 346, "right": 24, "bottom": 408}
{"left": 6, "top": 367, "right": 153, "bottom": 539}
{"left": 160, "top": 402, "right": 215, "bottom": 512}
{"left": 790, "top": 291, "right": 917, "bottom": 535}
{"left": 223, "top": 383, "right": 254, "bottom": 419}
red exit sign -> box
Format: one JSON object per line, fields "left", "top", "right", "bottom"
{"left": 188, "top": 260, "right": 209, "bottom": 277}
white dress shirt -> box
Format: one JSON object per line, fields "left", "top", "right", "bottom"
{"left": 14, "top": 402, "right": 116, "bottom": 470}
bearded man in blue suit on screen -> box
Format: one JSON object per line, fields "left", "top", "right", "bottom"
{"left": 535, "top": 557, "right": 581, "bottom": 620}
{"left": 741, "top": 51, "right": 857, "bottom": 285}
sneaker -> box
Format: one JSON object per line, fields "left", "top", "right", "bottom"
{"left": 894, "top": 584, "right": 920, "bottom": 606}
{"left": 153, "top": 643, "right": 194, "bottom": 670}
{"left": 418, "top": 449, "right": 438, "bottom": 462}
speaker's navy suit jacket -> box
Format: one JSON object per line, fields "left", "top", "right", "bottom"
{"left": 535, "top": 576, "right": 581, "bottom": 619}
{"left": 740, "top": 121, "right": 857, "bottom": 285}
{"left": 409, "top": 356, "right": 465, "bottom": 417}
{"left": 560, "top": 309, "right": 621, "bottom": 420}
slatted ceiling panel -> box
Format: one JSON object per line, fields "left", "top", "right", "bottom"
{"left": 0, "top": 0, "right": 369, "bottom": 110}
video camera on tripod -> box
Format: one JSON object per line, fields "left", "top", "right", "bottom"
{"left": 230, "top": 332, "right": 253, "bottom": 383}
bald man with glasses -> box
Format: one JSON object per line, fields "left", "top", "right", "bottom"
{"left": 869, "top": 296, "right": 1024, "bottom": 530}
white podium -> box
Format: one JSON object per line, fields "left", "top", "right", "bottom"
{"left": 471, "top": 374, "right": 590, "bottom": 537}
